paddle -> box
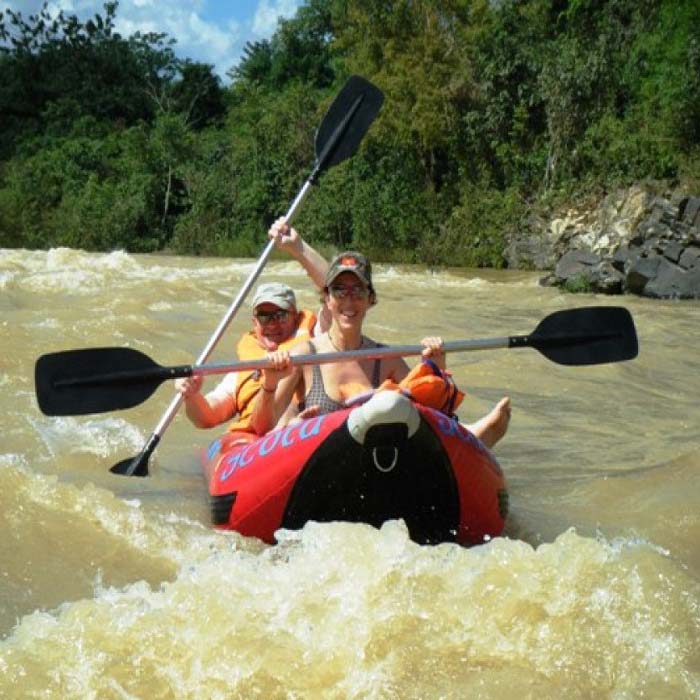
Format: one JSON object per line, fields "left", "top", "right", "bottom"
{"left": 108, "top": 76, "right": 384, "bottom": 477}
{"left": 36, "top": 306, "right": 638, "bottom": 419}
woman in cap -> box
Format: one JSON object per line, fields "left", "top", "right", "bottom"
{"left": 250, "top": 225, "right": 510, "bottom": 447}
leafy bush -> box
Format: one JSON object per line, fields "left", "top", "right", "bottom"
{"left": 437, "top": 182, "right": 525, "bottom": 268}
{"left": 562, "top": 273, "right": 596, "bottom": 294}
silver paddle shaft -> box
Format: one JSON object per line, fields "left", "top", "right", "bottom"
{"left": 189, "top": 337, "right": 513, "bottom": 378}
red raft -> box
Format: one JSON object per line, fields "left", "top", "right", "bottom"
{"left": 201, "top": 391, "right": 508, "bottom": 546}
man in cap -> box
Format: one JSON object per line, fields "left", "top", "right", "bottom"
{"left": 175, "top": 221, "right": 329, "bottom": 431}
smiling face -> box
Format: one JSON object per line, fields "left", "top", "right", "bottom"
{"left": 325, "top": 271, "right": 372, "bottom": 330}
{"left": 252, "top": 303, "right": 299, "bottom": 349}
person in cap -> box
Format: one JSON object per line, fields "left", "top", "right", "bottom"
{"left": 174, "top": 221, "right": 330, "bottom": 432}
{"left": 249, "top": 231, "right": 511, "bottom": 448}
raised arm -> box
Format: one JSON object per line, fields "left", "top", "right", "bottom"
{"left": 268, "top": 217, "right": 329, "bottom": 290}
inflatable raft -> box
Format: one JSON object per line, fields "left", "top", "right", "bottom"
{"left": 201, "top": 391, "right": 508, "bottom": 546}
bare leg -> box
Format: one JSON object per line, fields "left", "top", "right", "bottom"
{"left": 467, "top": 396, "right": 511, "bottom": 449}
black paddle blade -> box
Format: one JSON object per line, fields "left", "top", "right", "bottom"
{"left": 110, "top": 455, "right": 149, "bottom": 477}
{"left": 520, "top": 306, "right": 639, "bottom": 366}
{"left": 110, "top": 434, "right": 160, "bottom": 477}
{"left": 313, "top": 75, "right": 384, "bottom": 175}
{"left": 35, "top": 347, "right": 170, "bottom": 416}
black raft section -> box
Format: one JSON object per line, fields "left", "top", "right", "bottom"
{"left": 280, "top": 417, "right": 460, "bottom": 545}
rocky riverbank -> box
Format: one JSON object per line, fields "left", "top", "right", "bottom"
{"left": 505, "top": 184, "right": 700, "bottom": 299}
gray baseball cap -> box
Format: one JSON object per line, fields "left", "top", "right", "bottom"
{"left": 252, "top": 282, "right": 297, "bottom": 310}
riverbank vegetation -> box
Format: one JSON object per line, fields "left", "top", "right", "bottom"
{"left": 1, "top": 0, "right": 699, "bottom": 266}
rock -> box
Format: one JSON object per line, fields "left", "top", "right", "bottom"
{"left": 551, "top": 250, "right": 625, "bottom": 293}
{"left": 626, "top": 256, "right": 661, "bottom": 295}
{"left": 506, "top": 183, "right": 700, "bottom": 299}
{"left": 643, "top": 236, "right": 663, "bottom": 255}
{"left": 612, "top": 244, "right": 630, "bottom": 272}
{"left": 593, "top": 261, "right": 625, "bottom": 294}
{"left": 535, "top": 186, "right": 652, "bottom": 264}
{"left": 644, "top": 258, "right": 700, "bottom": 299}
{"left": 679, "top": 246, "right": 700, "bottom": 270}
{"left": 679, "top": 196, "right": 700, "bottom": 226}
{"left": 662, "top": 241, "right": 684, "bottom": 263}
{"left": 554, "top": 250, "right": 601, "bottom": 281}
{"left": 648, "top": 195, "right": 670, "bottom": 223}
{"left": 503, "top": 235, "right": 557, "bottom": 270}
{"left": 637, "top": 220, "right": 670, "bottom": 240}
{"left": 673, "top": 221, "right": 693, "bottom": 244}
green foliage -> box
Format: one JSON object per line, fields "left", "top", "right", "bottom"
{"left": 0, "top": 2, "right": 158, "bottom": 158}
{"left": 169, "top": 131, "right": 242, "bottom": 255}
{"left": 1, "top": 0, "right": 700, "bottom": 265}
{"left": 170, "top": 82, "right": 323, "bottom": 256}
{"left": 231, "top": 0, "right": 335, "bottom": 89}
{"left": 625, "top": 0, "right": 700, "bottom": 148}
{"left": 0, "top": 185, "right": 24, "bottom": 247}
{"left": 437, "top": 181, "right": 525, "bottom": 269}
{"left": 562, "top": 273, "right": 596, "bottom": 294}
{"left": 539, "top": 0, "right": 645, "bottom": 186}
{"left": 578, "top": 112, "right": 679, "bottom": 185}
{"left": 336, "top": 0, "right": 475, "bottom": 193}
{"left": 171, "top": 61, "right": 227, "bottom": 129}
{"left": 349, "top": 150, "right": 444, "bottom": 261}
{"left": 464, "top": 0, "right": 552, "bottom": 191}
{"left": 49, "top": 172, "right": 161, "bottom": 251}
{"left": 0, "top": 2, "right": 225, "bottom": 159}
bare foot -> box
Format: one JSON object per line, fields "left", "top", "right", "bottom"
{"left": 468, "top": 397, "right": 511, "bottom": 449}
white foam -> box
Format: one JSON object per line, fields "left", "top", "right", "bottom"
{"left": 30, "top": 415, "right": 145, "bottom": 459}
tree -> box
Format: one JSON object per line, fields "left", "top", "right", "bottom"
{"left": 170, "top": 61, "right": 226, "bottom": 129}
{"left": 230, "top": 0, "right": 336, "bottom": 89}
{"left": 0, "top": 2, "right": 205, "bottom": 158}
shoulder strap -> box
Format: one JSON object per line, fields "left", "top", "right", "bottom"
{"left": 371, "top": 359, "right": 381, "bottom": 388}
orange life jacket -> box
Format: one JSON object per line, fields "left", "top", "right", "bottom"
{"left": 377, "top": 358, "right": 465, "bottom": 416}
{"left": 227, "top": 309, "right": 316, "bottom": 432}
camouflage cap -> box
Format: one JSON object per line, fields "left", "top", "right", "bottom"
{"left": 324, "top": 251, "right": 373, "bottom": 288}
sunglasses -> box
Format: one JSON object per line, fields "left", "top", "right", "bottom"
{"left": 254, "top": 309, "right": 290, "bottom": 325}
{"left": 328, "top": 284, "right": 369, "bottom": 300}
